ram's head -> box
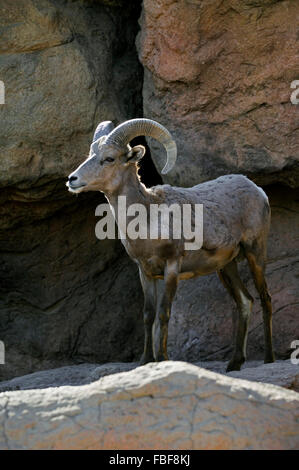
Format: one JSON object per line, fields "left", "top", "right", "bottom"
{"left": 67, "top": 119, "right": 177, "bottom": 194}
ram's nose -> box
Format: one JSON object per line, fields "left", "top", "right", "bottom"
{"left": 66, "top": 173, "right": 86, "bottom": 192}
{"left": 68, "top": 175, "right": 78, "bottom": 183}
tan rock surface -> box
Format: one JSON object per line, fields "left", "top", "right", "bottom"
{"left": 0, "top": 361, "right": 298, "bottom": 450}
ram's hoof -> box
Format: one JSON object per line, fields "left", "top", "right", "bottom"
{"left": 155, "top": 355, "right": 169, "bottom": 362}
{"left": 139, "top": 354, "right": 154, "bottom": 366}
{"left": 226, "top": 360, "right": 244, "bottom": 372}
{"left": 264, "top": 354, "right": 275, "bottom": 364}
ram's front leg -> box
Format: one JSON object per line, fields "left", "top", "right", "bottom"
{"left": 139, "top": 268, "right": 156, "bottom": 365}
{"left": 154, "top": 259, "right": 180, "bottom": 362}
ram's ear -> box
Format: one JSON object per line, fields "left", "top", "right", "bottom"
{"left": 126, "top": 145, "right": 146, "bottom": 163}
{"left": 89, "top": 135, "right": 106, "bottom": 155}
{"left": 97, "top": 136, "right": 107, "bottom": 146}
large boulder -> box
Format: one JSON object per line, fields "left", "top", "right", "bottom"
{"left": 0, "top": 361, "right": 298, "bottom": 450}
{"left": 137, "top": 0, "right": 299, "bottom": 187}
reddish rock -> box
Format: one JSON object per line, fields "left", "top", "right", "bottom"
{"left": 138, "top": 0, "right": 299, "bottom": 187}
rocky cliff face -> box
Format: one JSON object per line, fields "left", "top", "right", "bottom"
{"left": 138, "top": 0, "right": 299, "bottom": 187}
{"left": 0, "top": 0, "right": 298, "bottom": 380}
{"left": 0, "top": 0, "right": 145, "bottom": 380}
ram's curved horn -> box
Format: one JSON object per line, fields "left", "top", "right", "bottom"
{"left": 105, "top": 118, "right": 177, "bottom": 174}
{"left": 92, "top": 121, "right": 115, "bottom": 142}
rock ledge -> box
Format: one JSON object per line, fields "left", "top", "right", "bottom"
{"left": 0, "top": 361, "right": 298, "bottom": 450}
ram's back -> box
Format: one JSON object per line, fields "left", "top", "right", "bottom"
{"left": 151, "top": 174, "right": 270, "bottom": 250}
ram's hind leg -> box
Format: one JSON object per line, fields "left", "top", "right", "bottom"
{"left": 244, "top": 239, "right": 275, "bottom": 364}
{"left": 153, "top": 259, "right": 180, "bottom": 362}
{"left": 218, "top": 259, "right": 254, "bottom": 372}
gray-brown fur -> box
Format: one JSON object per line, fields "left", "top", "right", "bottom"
{"left": 67, "top": 119, "right": 275, "bottom": 371}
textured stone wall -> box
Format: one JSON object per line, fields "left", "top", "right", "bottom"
{"left": 137, "top": 0, "right": 299, "bottom": 187}
{"left": 0, "top": 0, "right": 144, "bottom": 380}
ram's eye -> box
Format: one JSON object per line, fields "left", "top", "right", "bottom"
{"left": 105, "top": 157, "right": 115, "bottom": 163}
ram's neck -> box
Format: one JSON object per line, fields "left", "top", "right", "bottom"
{"left": 104, "top": 166, "right": 152, "bottom": 226}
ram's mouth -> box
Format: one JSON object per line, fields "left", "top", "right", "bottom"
{"left": 66, "top": 181, "right": 87, "bottom": 193}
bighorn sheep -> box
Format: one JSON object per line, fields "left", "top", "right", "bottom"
{"left": 67, "top": 118, "right": 275, "bottom": 371}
